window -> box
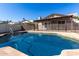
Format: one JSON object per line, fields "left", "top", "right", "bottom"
{"left": 45, "top": 23, "right": 47, "bottom": 28}
{"left": 58, "top": 21, "right": 61, "bottom": 24}
{"left": 58, "top": 21, "right": 65, "bottom": 24}
{"left": 51, "top": 21, "right": 57, "bottom": 24}
{"left": 62, "top": 21, "right": 65, "bottom": 24}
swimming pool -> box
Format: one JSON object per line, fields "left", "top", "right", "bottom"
{"left": 0, "top": 32, "right": 79, "bottom": 56}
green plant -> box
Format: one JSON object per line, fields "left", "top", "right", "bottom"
{"left": 75, "top": 16, "right": 79, "bottom": 20}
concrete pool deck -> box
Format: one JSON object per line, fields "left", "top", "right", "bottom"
{"left": 27, "top": 30, "right": 79, "bottom": 56}
{"left": 0, "top": 46, "right": 26, "bottom": 56}
{"left": 0, "top": 33, "right": 8, "bottom": 37}
{"left": 0, "top": 33, "right": 27, "bottom": 56}
{"left": 60, "top": 49, "right": 79, "bottom": 56}
{"left": 0, "top": 31, "right": 79, "bottom": 56}
{"left": 27, "top": 31, "right": 79, "bottom": 41}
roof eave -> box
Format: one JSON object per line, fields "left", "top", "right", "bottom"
{"left": 34, "top": 15, "right": 75, "bottom": 22}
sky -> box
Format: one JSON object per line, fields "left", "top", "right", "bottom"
{"left": 0, "top": 3, "right": 79, "bottom": 22}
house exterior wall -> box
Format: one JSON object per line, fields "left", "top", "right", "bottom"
{"left": 34, "top": 17, "right": 77, "bottom": 32}
{"left": 71, "top": 19, "right": 79, "bottom": 32}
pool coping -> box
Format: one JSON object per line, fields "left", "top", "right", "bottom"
{"left": 0, "top": 32, "right": 28, "bottom": 56}
{"left": 27, "top": 31, "right": 79, "bottom": 56}
{"left": 0, "top": 46, "right": 27, "bottom": 56}
{"left": 0, "top": 30, "right": 79, "bottom": 56}
{"left": 27, "top": 31, "right": 79, "bottom": 42}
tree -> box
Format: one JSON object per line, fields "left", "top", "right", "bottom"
{"left": 75, "top": 16, "right": 79, "bottom": 20}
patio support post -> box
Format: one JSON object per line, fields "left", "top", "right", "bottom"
{"left": 71, "top": 20, "right": 73, "bottom": 32}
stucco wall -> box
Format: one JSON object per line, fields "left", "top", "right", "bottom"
{"left": 36, "top": 20, "right": 74, "bottom": 31}
{"left": 22, "top": 23, "right": 34, "bottom": 30}
{"left": 0, "top": 23, "right": 21, "bottom": 33}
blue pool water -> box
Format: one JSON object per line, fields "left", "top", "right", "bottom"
{"left": 0, "top": 33, "right": 79, "bottom": 56}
